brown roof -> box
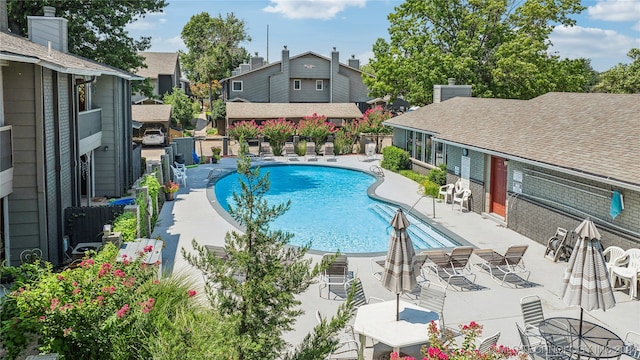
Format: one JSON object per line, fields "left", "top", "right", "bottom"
{"left": 0, "top": 32, "right": 139, "bottom": 79}
{"left": 385, "top": 92, "right": 640, "bottom": 187}
{"left": 226, "top": 102, "right": 363, "bottom": 120}
{"left": 136, "top": 52, "right": 179, "bottom": 79}
{"left": 132, "top": 104, "right": 172, "bottom": 123}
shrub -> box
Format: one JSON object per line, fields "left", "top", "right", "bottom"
{"left": 112, "top": 212, "right": 137, "bottom": 241}
{"left": 296, "top": 113, "right": 336, "bottom": 151}
{"left": 399, "top": 170, "right": 429, "bottom": 184}
{"left": 381, "top": 146, "right": 411, "bottom": 172}
{"left": 421, "top": 180, "right": 441, "bottom": 198}
{"left": 227, "top": 120, "right": 259, "bottom": 141}
{"left": 259, "top": 118, "right": 296, "bottom": 156}
{"left": 427, "top": 164, "right": 447, "bottom": 186}
{"left": 296, "top": 140, "right": 307, "bottom": 156}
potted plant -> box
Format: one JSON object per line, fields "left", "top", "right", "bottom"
{"left": 163, "top": 181, "right": 179, "bottom": 201}
{"left": 211, "top": 146, "right": 222, "bottom": 163}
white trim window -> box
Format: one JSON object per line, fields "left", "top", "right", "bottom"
{"left": 232, "top": 81, "right": 243, "bottom": 92}
{"left": 316, "top": 80, "right": 323, "bottom": 91}
{"left": 293, "top": 79, "right": 301, "bottom": 90}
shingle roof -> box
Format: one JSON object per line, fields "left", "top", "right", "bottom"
{"left": 136, "top": 52, "right": 179, "bottom": 79}
{"left": 226, "top": 102, "right": 363, "bottom": 119}
{"left": 0, "top": 32, "right": 139, "bottom": 79}
{"left": 132, "top": 104, "right": 172, "bottom": 123}
{"left": 385, "top": 92, "right": 640, "bottom": 187}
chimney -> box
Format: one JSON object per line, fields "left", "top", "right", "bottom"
{"left": 0, "top": 0, "right": 7, "bottom": 33}
{"left": 27, "top": 6, "right": 69, "bottom": 53}
{"left": 348, "top": 54, "right": 360, "bottom": 69}
{"left": 250, "top": 52, "right": 264, "bottom": 70}
{"left": 448, "top": 78, "right": 456, "bottom": 85}
{"left": 433, "top": 78, "right": 472, "bottom": 103}
{"left": 281, "top": 45, "right": 290, "bottom": 74}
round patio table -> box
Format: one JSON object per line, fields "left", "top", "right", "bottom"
{"left": 538, "top": 317, "right": 624, "bottom": 359}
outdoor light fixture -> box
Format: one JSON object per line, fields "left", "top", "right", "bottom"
{"left": 103, "top": 145, "right": 109, "bottom": 152}
{"left": 504, "top": 158, "right": 509, "bottom": 167}
{"left": 462, "top": 148, "right": 469, "bottom": 156}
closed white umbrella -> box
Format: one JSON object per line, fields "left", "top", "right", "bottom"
{"left": 381, "top": 208, "right": 417, "bottom": 321}
{"left": 560, "top": 218, "right": 615, "bottom": 359}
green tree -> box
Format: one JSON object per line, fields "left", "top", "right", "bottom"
{"left": 180, "top": 12, "right": 250, "bottom": 107}
{"left": 209, "top": 99, "right": 227, "bottom": 127}
{"left": 365, "top": 0, "right": 588, "bottom": 104}
{"left": 163, "top": 87, "right": 193, "bottom": 128}
{"left": 183, "top": 144, "right": 351, "bottom": 360}
{"left": 7, "top": 0, "right": 166, "bottom": 74}
{"left": 360, "top": 106, "right": 392, "bottom": 152}
{"left": 592, "top": 48, "right": 640, "bottom": 94}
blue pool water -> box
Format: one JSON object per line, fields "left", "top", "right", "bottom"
{"left": 214, "top": 165, "right": 460, "bottom": 253}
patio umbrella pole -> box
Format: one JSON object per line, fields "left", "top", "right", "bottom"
{"left": 396, "top": 293, "right": 400, "bottom": 321}
{"left": 577, "top": 308, "right": 583, "bottom": 360}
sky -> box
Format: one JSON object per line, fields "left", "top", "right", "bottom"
{"left": 127, "top": 0, "right": 640, "bottom": 72}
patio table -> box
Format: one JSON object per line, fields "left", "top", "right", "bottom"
{"left": 539, "top": 317, "right": 624, "bottom": 359}
{"left": 353, "top": 299, "right": 438, "bottom": 359}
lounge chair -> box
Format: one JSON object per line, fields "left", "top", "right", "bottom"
{"left": 610, "top": 248, "right": 640, "bottom": 299}
{"left": 423, "top": 246, "right": 476, "bottom": 287}
{"left": 259, "top": 142, "right": 274, "bottom": 161}
{"left": 305, "top": 141, "right": 318, "bottom": 161}
{"left": 473, "top": 245, "right": 530, "bottom": 285}
{"left": 319, "top": 254, "right": 351, "bottom": 298}
{"left": 242, "top": 141, "right": 260, "bottom": 161}
{"left": 520, "top": 295, "right": 545, "bottom": 335}
{"left": 323, "top": 142, "right": 337, "bottom": 161}
{"left": 284, "top": 141, "right": 298, "bottom": 161}
{"left": 544, "top": 227, "right": 570, "bottom": 262}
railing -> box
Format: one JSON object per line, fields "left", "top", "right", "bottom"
{"left": 0, "top": 125, "right": 12, "bottom": 172}
{"left": 78, "top": 108, "right": 102, "bottom": 140}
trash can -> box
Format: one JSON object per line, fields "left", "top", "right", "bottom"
{"left": 222, "top": 137, "right": 228, "bottom": 156}
{"left": 175, "top": 153, "right": 184, "bottom": 164}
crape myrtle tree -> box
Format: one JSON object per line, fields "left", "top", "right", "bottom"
{"left": 183, "top": 142, "right": 353, "bottom": 360}
{"left": 7, "top": 0, "right": 167, "bottom": 98}
{"left": 365, "top": 0, "right": 592, "bottom": 104}
{"left": 180, "top": 12, "right": 250, "bottom": 108}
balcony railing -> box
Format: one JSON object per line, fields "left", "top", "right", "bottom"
{"left": 0, "top": 125, "right": 12, "bottom": 172}
{"left": 78, "top": 108, "right": 102, "bottom": 140}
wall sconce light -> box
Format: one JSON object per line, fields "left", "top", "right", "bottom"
{"left": 103, "top": 145, "right": 109, "bottom": 152}
{"left": 504, "top": 158, "right": 509, "bottom": 167}
{"left": 462, "top": 148, "right": 469, "bottom": 156}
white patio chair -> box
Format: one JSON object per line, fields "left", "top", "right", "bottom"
{"left": 169, "top": 165, "right": 187, "bottom": 187}
{"left": 478, "top": 331, "right": 501, "bottom": 354}
{"left": 625, "top": 331, "right": 640, "bottom": 360}
{"left": 452, "top": 188, "right": 472, "bottom": 212}
{"left": 438, "top": 183, "right": 454, "bottom": 203}
{"left": 603, "top": 245, "right": 625, "bottom": 278}
{"left": 610, "top": 248, "right": 640, "bottom": 299}
{"left": 520, "top": 295, "right": 545, "bottom": 335}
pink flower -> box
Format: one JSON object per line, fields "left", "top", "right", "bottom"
{"left": 72, "top": 281, "right": 78, "bottom": 286}
{"left": 50, "top": 298, "right": 60, "bottom": 310}
{"left": 117, "top": 304, "right": 130, "bottom": 318}
{"left": 153, "top": 279, "right": 160, "bottom": 285}
{"left": 114, "top": 269, "right": 126, "bottom": 278}
{"left": 57, "top": 275, "right": 64, "bottom": 281}
{"left": 144, "top": 245, "right": 153, "bottom": 253}
{"left": 188, "top": 290, "right": 196, "bottom": 297}
{"left": 63, "top": 327, "right": 72, "bottom": 337}
{"left": 72, "top": 288, "right": 80, "bottom": 295}
{"left": 39, "top": 316, "right": 46, "bottom": 321}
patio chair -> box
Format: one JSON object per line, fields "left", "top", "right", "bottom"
{"left": 242, "top": 141, "right": 260, "bottom": 161}
{"left": 364, "top": 143, "right": 376, "bottom": 161}
{"left": 323, "top": 142, "right": 337, "bottom": 162}
{"left": 438, "top": 183, "right": 454, "bottom": 203}
{"left": 170, "top": 164, "right": 187, "bottom": 187}
{"left": 603, "top": 245, "right": 625, "bottom": 278}
{"left": 544, "top": 227, "right": 570, "bottom": 262}
{"left": 416, "top": 282, "right": 446, "bottom": 329}
{"left": 349, "top": 278, "right": 384, "bottom": 311}
{"left": 260, "top": 142, "right": 275, "bottom": 161}
{"left": 319, "top": 254, "right": 351, "bottom": 298}
{"left": 473, "top": 245, "right": 530, "bottom": 285}
{"left": 305, "top": 141, "right": 318, "bottom": 161}
{"left": 284, "top": 141, "right": 298, "bottom": 161}
{"left": 610, "top": 248, "right": 640, "bottom": 299}
{"left": 316, "top": 310, "right": 359, "bottom": 359}
{"left": 624, "top": 331, "right": 640, "bottom": 360}
{"left": 477, "top": 331, "right": 501, "bottom": 354}
{"left": 520, "top": 295, "right": 545, "bottom": 335}
{"left": 516, "top": 323, "right": 567, "bottom": 360}
{"left": 452, "top": 188, "right": 472, "bottom": 212}
{"left": 423, "top": 247, "right": 476, "bottom": 288}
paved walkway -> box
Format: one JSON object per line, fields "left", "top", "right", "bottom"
{"left": 152, "top": 155, "right": 639, "bottom": 359}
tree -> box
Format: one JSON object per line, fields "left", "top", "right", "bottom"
{"left": 163, "top": 87, "right": 194, "bottom": 128}
{"left": 7, "top": 0, "right": 166, "bottom": 75}
{"left": 360, "top": 106, "right": 392, "bottom": 152}
{"left": 364, "top": 0, "right": 589, "bottom": 104}
{"left": 180, "top": 12, "right": 250, "bottom": 108}
{"left": 592, "top": 48, "right": 640, "bottom": 94}
{"left": 183, "top": 144, "right": 351, "bottom": 360}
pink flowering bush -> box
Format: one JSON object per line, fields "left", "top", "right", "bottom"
{"left": 390, "top": 321, "right": 521, "bottom": 360}
{"left": 227, "top": 120, "right": 259, "bottom": 141}
{"left": 259, "top": 118, "right": 296, "bottom": 155}
{"left": 296, "top": 113, "right": 336, "bottom": 152}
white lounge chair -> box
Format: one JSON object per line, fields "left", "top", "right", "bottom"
{"left": 323, "top": 142, "right": 336, "bottom": 161}
{"left": 474, "top": 245, "right": 530, "bottom": 285}
{"left": 260, "top": 142, "right": 274, "bottom": 161}
{"left": 319, "top": 254, "right": 350, "bottom": 298}
{"left": 284, "top": 141, "right": 298, "bottom": 161}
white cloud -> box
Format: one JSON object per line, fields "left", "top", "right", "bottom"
{"left": 549, "top": 25, "right": 639, "bottom": 70}
{"left": 588, "top": 0, "right": 640, "bottom": 22}
{"left": 263, "top": 0, "right": 366, "bottom": 20}
{"left": 126, "top": 12, "right": 167, "bottom": 31}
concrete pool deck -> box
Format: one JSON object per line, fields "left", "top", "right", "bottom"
{"left": 151, "top": 154, "right": 639, "bottom": 359}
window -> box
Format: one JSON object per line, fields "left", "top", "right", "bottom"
{"left": 293, "top": 79, "right": 301, "bottom": 90}
{"left": 232, "top": 81, "right": 243, "bottom": 92}
{"left": 316, "top": 80, "right": 323, "bottom": 91}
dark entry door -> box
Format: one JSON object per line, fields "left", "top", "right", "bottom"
{"left": 490, "top": 156, "right": 507, "bottom": 217}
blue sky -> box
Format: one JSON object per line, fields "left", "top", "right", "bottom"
{"left": 127, "top": 0, "right": 640, "bottom": 72}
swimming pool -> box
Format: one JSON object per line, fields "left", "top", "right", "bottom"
{"left": 214, "top": 165, "right": 460, "bottom": 253}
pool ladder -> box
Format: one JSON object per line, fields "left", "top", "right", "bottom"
{"left": 368, "top": 204, "right": 447, "bottom": 248}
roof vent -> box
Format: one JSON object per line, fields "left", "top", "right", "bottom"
{"left": 43, "top": 6, "right": 55, "bottom": 17}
